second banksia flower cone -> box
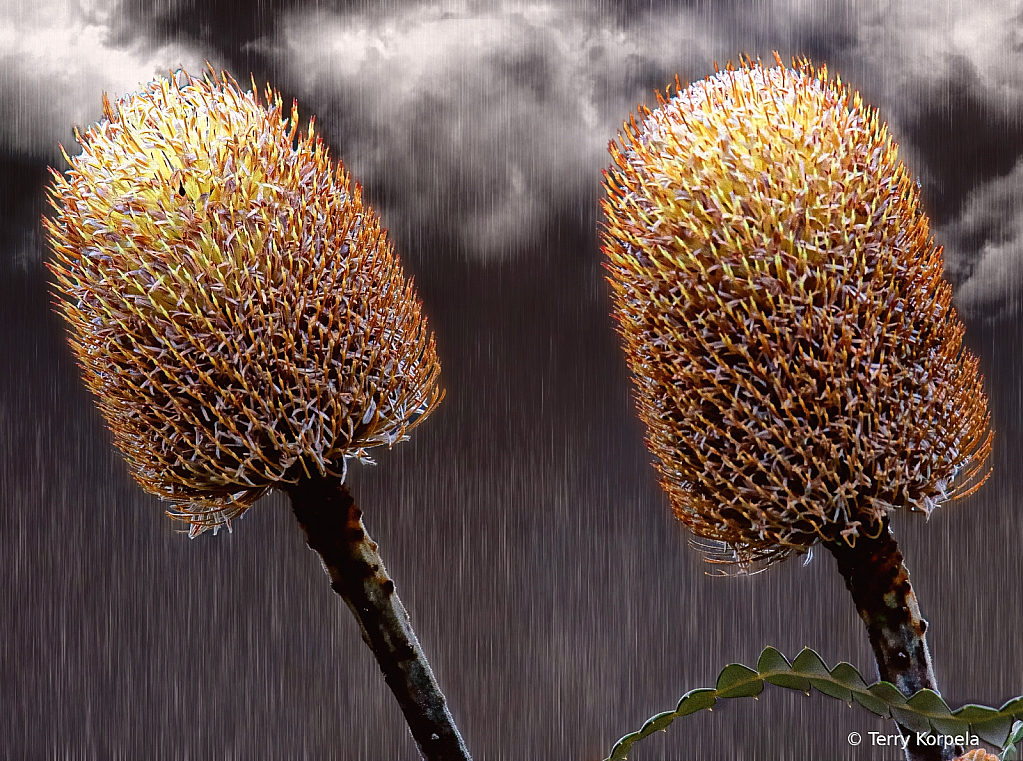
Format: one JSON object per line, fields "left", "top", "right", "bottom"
{"left": 46, "top": 70, "right": 469, "bottom": 761}
{"left": 602, "top": 57, "right": 992, "bottom": 568}
{"left": 602, "top": 57, "right": 993, "bottom": 760}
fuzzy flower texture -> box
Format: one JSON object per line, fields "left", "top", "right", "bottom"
{"left": 602, "top": 58, "right": 993, "bottom": 569}
{"left": 47, "top": 71, "right": 442, "bottom": 535}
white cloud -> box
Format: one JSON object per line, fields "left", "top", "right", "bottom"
{"left": 7, "top": 0, "right": 1023, "bottom": 309}
{"left": 939, "top": 159, "right": 1023, "bottom": 320}
{"left": 830, "top": 1, "right": 1023, "bottom": 117}
{"left": 835, "top": 0, "right": 1023, "bottom": 319}
{"left": 0, "top": 0, "right": 207, "bottom": 160}
{"left": 263, "top": 1, "right": 719, "bottom": 257}
{"left": 261, "top": 0, "right": 1023, "bottom": 268}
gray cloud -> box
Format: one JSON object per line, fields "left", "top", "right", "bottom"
{"left": 841, "top": 1, "right": 1023, "bottom": 320}
{"left": 0, "top": 0, "right": 206, "bottom": 161}
{"left": 262, "top": 0, "right": 1023, "bottom": 311}
{"left": 6, "top": 0, "right": 1023, "bottom": 313}
{"left": 752, "top": 0, "right": 1023, "bottom": 320}
{"left": 939, "top": 159, "right": 1023, "bottom": 321}
{"left": 261, "top": 1, "right": 723, "bottom": 257}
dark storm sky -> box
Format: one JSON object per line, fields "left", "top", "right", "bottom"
{"left": 2, "top": 1, "right": 1022, "bottom": 759}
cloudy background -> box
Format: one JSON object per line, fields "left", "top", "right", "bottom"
{"left": 2, "top": 0, "right": 1022, "bottom": 759}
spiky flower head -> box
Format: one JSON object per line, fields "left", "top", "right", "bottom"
{"left": 46, "top": 70, "right": 442, "bottom": 536}
{"left": 601, "top": 56, "right": 992, "bottom": 570}
{"left": 952, "top": 752, "right": 998, "bottom": 761}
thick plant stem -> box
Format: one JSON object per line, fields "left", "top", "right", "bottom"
{"left": 284, "top": 475, "right": 472, "bottom": 761}
{"left": 825, "top": 518, "right": 959, "bottom": 761}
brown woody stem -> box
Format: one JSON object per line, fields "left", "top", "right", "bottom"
{"left": 824, "top": 517, "right": 959, "bottom": 761}
{"left": 284, "top": 475, "right": 472, "bottom": 761}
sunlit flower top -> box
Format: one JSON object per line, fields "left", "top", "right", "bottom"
{"left": 46, "top": 70, "right": 442, "bottom": 535}
{"left": 602, "top": 57, "right": 992, "bottom": 570}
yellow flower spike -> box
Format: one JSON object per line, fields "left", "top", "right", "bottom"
{"left": 48, "top": 72, "right": 470, "bottom": 761}
{"left": 45, "top": 69, "right": 443, "bottom": 536}
{"left": 601, "top": 55, "right": 993, "bottom": 571}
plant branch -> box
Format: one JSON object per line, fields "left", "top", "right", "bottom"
{"left": 284, "top": 475, "right": 471, "bottom": 761}
{"left": 603, "top": 645, "right": 1023, "bottom": 761}
{"left": 825, "top": 517, "right": 958, "bottom": 761}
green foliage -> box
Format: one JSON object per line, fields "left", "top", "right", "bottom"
{"left": 1000, "top": 720, "right": 1023, "bottom": 761}
{"left": 605, "top": 647, "right": 1023, "bottom": 761}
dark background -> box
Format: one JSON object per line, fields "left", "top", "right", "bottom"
{"left": 2, "top": 1, "right": 1021, "bottom": 759}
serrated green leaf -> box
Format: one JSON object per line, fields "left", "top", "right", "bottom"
{"left": 810, "top": 679, "right": 852, "bottom": 702}
{"left": 852, "top": 690, "right": 892, "bottom": 719}
{"left": 715, "top": 664, "right": 763, "bottom": 698}
{"left": 891, "top": 705, "right": 932, "bottom": 734}
{"left": 955, "top": 705, "right": 1002, "bottom": 723}
{"left": 1005, "top": 719, "right": 1023, "bottom": 744}
{"left": 869, "top": 681, "right": 909, "bottom": 707}
{"left": 829, "top": 663, "right": 869, "bottom": 693}
{"left": 788, "top": 649, "right": 852, "bottom": 699}
{"left": 976, "top": 715, "right": 1015, "bottom": 747}
{"left": 603, "top": 647, "right": 1023, "bottom": 761}
{"left": 641, "top": 710, "right": 676, "bottom": 734}
{"left": 757, "top": 647, "right": 792, "bottom": 675}
{"left": 606, "top": 732, "right": 640, "bottom": 761}
{"left": 1000, "top": 720, "right": 1023, "bottom": 761}
{"left": 930, "top": 715, "right": 971, "bottom": 737}
{"left": 906, "top": 689, "right": 952, "bottom": 718}
{"left": 677, "top": 689, "right": 717, "bottom": 716}
{"left": 791, "top": 648, "right": 831, "bottom": 679}
{"left": 1001, "top": 698, "right": 1023, "bottom": 717}
{"left": 765, "top": 673, "right": 813, "bottom": 692}
{"left": 756, "top": 651, "right": 806, "bottom": 694}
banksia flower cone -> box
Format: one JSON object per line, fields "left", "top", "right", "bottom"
{"left": 44, "top": 70, "right": 470, "bottom": 761}
{"left": 602, "top": 57, "right": 992, "bottom": 569}
{"left": 46, "top": 70, "right": 442, "bottom": 535}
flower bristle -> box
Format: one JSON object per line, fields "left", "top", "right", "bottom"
{"left": 601, "top": 56, "right": 993, "bottom": 570}
{"left": 46, "top": 69, "right": 443, "bottom": 536}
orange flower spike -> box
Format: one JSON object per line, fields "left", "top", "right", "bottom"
{"left": 46, "top": 69, "right": 443, "bottom": 536}
{"left": 601, "top": 57, "right": 992, "bottom": 571}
